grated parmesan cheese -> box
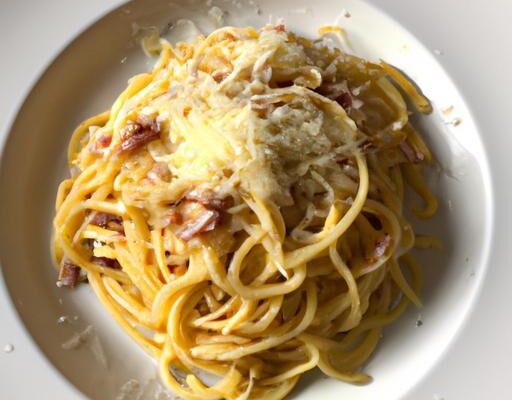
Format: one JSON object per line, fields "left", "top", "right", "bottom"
{"left": 352, "top": 99, "right": 364, "bottom": 109}
{"left": 3, "top": 344, "right": 14, "bottom": 353}
{"left": 391, "top": 120, "right": 405, "bottom": 130}
{"left": 117, "top": 26, "right": 372, "bottom": 225}
{"left": 61, "top": 325, "right": 108, "bottom": 368}
{"left": 116, "top": 377, "right": 176, "bottom": 400}
{"left": 61, "top": 325, "right": 93, "bottom": 350}
{"left": 442, "top": 105, "right": 454, "bottom": 115}
{"left": 208, "top": 6, "right": 225, "bottom": 27}
{"left": 116, "top": 379, "right": 141, "bottom": 400}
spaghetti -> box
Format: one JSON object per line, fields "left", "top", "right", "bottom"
{"left": 52, "top": 24, "right": 437, "bottom": 399}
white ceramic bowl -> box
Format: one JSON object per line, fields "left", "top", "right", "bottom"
{"left": 0, "top": 0, "right": 498, "bottom": 399}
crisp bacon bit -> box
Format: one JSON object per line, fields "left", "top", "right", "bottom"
{"left": 120, "top": 118, "right": 160, "bottom": 152}
{"left": 162, "top": 209, "right": 183, "bottom": 227}
{"left": 176, "top": 209, "right": 221, "bottom": 241}
{"left": 335, "top": 92, "right": 353, "bottom": 109}
{"left": 90, "top": 212, "right": 124, "bottom": 233}
{"left": 91, "top": 256, "right": 121, "bottom": 270}
{"left": 173, "top": 191, "right": 232, "bottom": 240}
{"left": 374, "top": 234, "right": 391, "bottom": 258}
{"left": 399, "top": 141, "right": 424, "bottom": 163}
{"left": 58, "top": 261, "right": 80, "bottom": 288}
{"left": 90, "top": 212, "right": 109, "bottom": 227}
{"left": 185, "top": 190, "right": 234, "bottom": 211}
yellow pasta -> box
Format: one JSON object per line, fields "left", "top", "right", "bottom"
{"left": 52, "top": 24, "right": 437, "bottom": 399}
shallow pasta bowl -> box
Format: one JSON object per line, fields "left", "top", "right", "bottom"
{"left": 0, "top": 0, "right": 503, "bottom": 399}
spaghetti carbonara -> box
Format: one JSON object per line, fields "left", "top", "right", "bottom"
{"left": 52, "top": 24, "right": 438, "bottom": 400}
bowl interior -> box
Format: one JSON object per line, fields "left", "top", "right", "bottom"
{"left": 0, "top": 0, "right": 493, "bottom": 399}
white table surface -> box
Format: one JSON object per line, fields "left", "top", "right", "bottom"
{"left": 1, "top": 1, "right": 511, "bottom": 399}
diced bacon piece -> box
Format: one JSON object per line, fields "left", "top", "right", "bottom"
{"left": 275, "top": 80, "right": 294, "bottom": 88}
{"left": 91, "top": 256, "right": 121, "bottom": 270}
{"left": 363, "top": 212, "right": 383, "bottom": 230}
{"left": 90, "top": 212, "right": 109, "bottom": 227}
{"left": 185, "top": 190, "right": 233, "bottom": 211}
{"left": 161, "top": 209, "right": 183, "bottom": 227}
{"left": 58, "top": 261, "right": 81, "bottom": 288}
{"left": 120, "top": 118, "right": 161, "bottom": 152}
{"left": 374, "top": 234, "right": 391, "bottom": 258}
{"left": 90, "top": 212, "right": 124, "bottom": 233}
{"left": 335, "top": 92, "right": 352, "bottom": 109}
{"left": 176, "top": 209, "right": 221, "bottom": 241}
